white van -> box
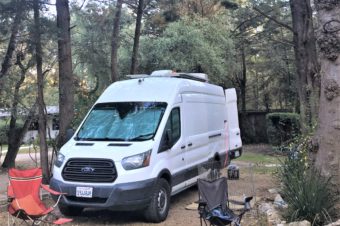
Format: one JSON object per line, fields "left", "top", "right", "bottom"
{"left": 50, "top": 70, "right": 242, "bottom": 222}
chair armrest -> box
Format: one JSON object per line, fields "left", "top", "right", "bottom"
{"left": 41, "top": 184, "right": 67, "bottom": 196}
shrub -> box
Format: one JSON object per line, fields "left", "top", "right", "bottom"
{"left": 0, "top": 124, "right": 9, "bottom": 144}
{"left": 0, "top": 122, "right": 25, "bottom": 145}
{"left": 277, "top": 141, "right": 338, "bottom": 225}
{"left": 266, "top": 112, "right": 300, "bottom": 146}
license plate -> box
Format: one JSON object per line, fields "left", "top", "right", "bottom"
{"left": 76, "top": 187, "right": 93, "bottom": 198}
{"left": 235, "top": 150, "right": 240, "bottom": 157}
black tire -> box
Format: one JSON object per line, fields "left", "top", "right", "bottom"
{"left": 58, "top": 202, "right": 83, "bottom": 216}
{"left": 144, "top": 178, "right": 171, "bottom": 223}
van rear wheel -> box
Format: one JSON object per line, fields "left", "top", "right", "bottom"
{"left": 144, "top": 178, "right": 170, "bottom": 223}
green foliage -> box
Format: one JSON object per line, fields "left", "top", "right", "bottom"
{"left": 136, "top": 15, "right": 237, "bottom": 85}
{"left": 0, "top": 120, "right": 24, "bottom": 144}
{"left": 266, "top": 112, "right": 300, "bottom": 146}
{"left": 278, "top": 155, "right": 338, "bottom": 225}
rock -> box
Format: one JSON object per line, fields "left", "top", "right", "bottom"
{"left": 185, "top": 202, "right": 198, "bottom": 210}
{"left": 268, "top": 188, "right": 279, "bottom": 194}
{"left": 258, "top": 202, "right": 273, "bottom": 214}
{"left": 274, "top": 194, "right": 288, "bottom": 208}
{"left": 277, "top": 220, "right": 311, "bottom": 226}
{"left": 258, "top": 202, "right": 282, "bottom": 225}
{"left": 288, "top": 220, "right": 311, "bottom": 226}
{"left": 325, "top": 219, "right": 340, "bottom": 226}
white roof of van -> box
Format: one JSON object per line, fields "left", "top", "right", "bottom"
{"left": 96, "top": 77, "right": 224, "bottom": 104}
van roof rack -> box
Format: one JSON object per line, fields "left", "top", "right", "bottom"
{"left": 175, "top": 73, "right": 208, "bottom": 82}
{"left": 126, "top": 70, "right": 209, "bottom": 82}
{"left": 150, "top": 70, "right": 209, "bottom": 82}
{"left": 126, "top": 74, "right": 149, "bottom": 79}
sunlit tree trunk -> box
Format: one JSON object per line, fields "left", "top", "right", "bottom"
{"left": 314, "top": 0, "right": 340, "bottom": 187}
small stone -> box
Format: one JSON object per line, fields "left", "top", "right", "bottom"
{"left": 268, "top": 188, "right": 279, "bottom": 194}
{"left": 274, "top": 194, "right": 288, "bottom": 208}
{"left": 325, "top": 219, "right": 340, "bottom": 226}
{"left": 288, "top": 220, "right": 311, "bottom": 226}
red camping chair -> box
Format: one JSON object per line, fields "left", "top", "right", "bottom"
{"left": 7, "top": 168, "right": 72, "bottom": 225}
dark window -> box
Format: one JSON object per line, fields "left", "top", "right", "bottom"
{"left": 163, "top": 107, "right": 181, "bottom": 146}
{"left": 52, "top": 116, "right": 59, "bottom": 130}
{"left": 28, "top": 121, "right": 39, "bottom": 131}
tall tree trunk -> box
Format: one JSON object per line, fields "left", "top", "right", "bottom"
{"left": 130, "top": 0, "right": 144, "bottom": 74}
{"left": 2, "top": 104, "right": 36, "bottom": 168}
{"left": 2, "top": 55, "right": 35, "bottom": 168}
{"left": 314, "top": 0, "right": 340, "bottom": 187}
{"left": 0, "top": 0, "right": 24, "bottom": 93}
{"left": 289, "top": 0, "right": 320, "bottom": 134}
{"left": 33, "top": 0, "right": 49, "bottom": 182}
{"left": 240, "top": 42, "right": 247, "bottom": 113}
{"left": 56, "top": 0, "right": 74, "bottom": 149}
{"left": 111, "top": 0, "right": 123, "bottom": 83}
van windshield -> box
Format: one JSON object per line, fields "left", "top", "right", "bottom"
{"left": 76, "top": 102, "right": 167, "bottom": 141}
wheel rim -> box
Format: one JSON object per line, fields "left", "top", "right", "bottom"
{"left": 157, "top": 188, "right": 167, "bottom": 215}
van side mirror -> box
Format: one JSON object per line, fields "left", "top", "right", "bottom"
{"left": 66, "top": 128, "right": 75, "bottom": 142}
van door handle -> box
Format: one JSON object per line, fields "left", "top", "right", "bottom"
{"left": 181, "top": 145, "right": 186, "bottom": 149}
{"left": 188, "top": 143, "right": 193, "bottom": 147}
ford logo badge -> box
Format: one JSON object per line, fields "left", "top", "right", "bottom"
{"left": 81, "top": 166, "right": 95, "bottom": 173}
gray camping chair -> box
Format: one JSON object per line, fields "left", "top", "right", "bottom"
{"left": 197, "top": 177, "right": 252, "bottom": 226}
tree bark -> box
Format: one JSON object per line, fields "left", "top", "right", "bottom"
{"left": 289, "top": 0, "right": 320, "bottom": 134}
{"left": 33, "top": 0, "right": 49, "bottom": 182}
{"left": 240, "top": 42, "right": 247, "bottom": 113}
{"left": 130, "top": 0, "right": 144, "bottom": 74}
{"left": 111, "top": 0, "right": 123, "bottom": 83}
{"left": 0, "top": 0, "right": 24, "bottom": 92}
{"left": 56, "top": 0, "right": 74, "bottom": 149}
{"left": 314, "top": 0, "right": 340, "bottom": 187}
{"left": 1, "top": 55, "right": 35, "bottom": 168}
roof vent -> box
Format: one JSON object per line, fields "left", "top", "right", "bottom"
{"left": 150, "top": 70, "right": 173, "bottom": 76}
{"left": 126, "top": 74, "right": 149, "bottom": 79}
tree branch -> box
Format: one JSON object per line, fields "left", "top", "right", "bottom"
{"left": 253, "top": 6, "right": 293, "bottom": 32}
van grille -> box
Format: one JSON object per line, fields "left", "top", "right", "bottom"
{"left": 62, "top": 158, "right": 117, "bottom": 183}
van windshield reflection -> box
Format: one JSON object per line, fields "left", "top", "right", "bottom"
{"left": 76, "top": 102, "right": 167, "bottom": 141}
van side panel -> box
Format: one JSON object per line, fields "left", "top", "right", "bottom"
{"left": 182, "top": 93, "right": 226, "bottom": 177}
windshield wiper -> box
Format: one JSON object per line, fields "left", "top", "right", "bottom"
{"left": 129, "top": 133, "right": 154, "bottom": 141}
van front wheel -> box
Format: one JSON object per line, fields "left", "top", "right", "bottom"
{"left": 144, "top": 178, "right": 170, "bottom": 223}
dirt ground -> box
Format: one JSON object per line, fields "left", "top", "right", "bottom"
{"left": 0, "top": 145, "right": 277, "bottom": 226}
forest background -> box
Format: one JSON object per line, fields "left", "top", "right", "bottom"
{"left": 0, "top": 0, "right": 339, "bottom": 192}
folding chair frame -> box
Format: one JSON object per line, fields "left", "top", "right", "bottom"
{"left": 7, "top": 168, "right": 72, "bottom": 226}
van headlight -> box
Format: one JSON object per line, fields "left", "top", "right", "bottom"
{"left": 55, "top": 153, "right": 65, "bottom": 168}
{"left": 122, "top": 150, "right": 151, "bottom": 170}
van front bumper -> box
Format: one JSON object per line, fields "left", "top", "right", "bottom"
{"left": 50, "top": 177, "right": 157, "bottom": 210}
